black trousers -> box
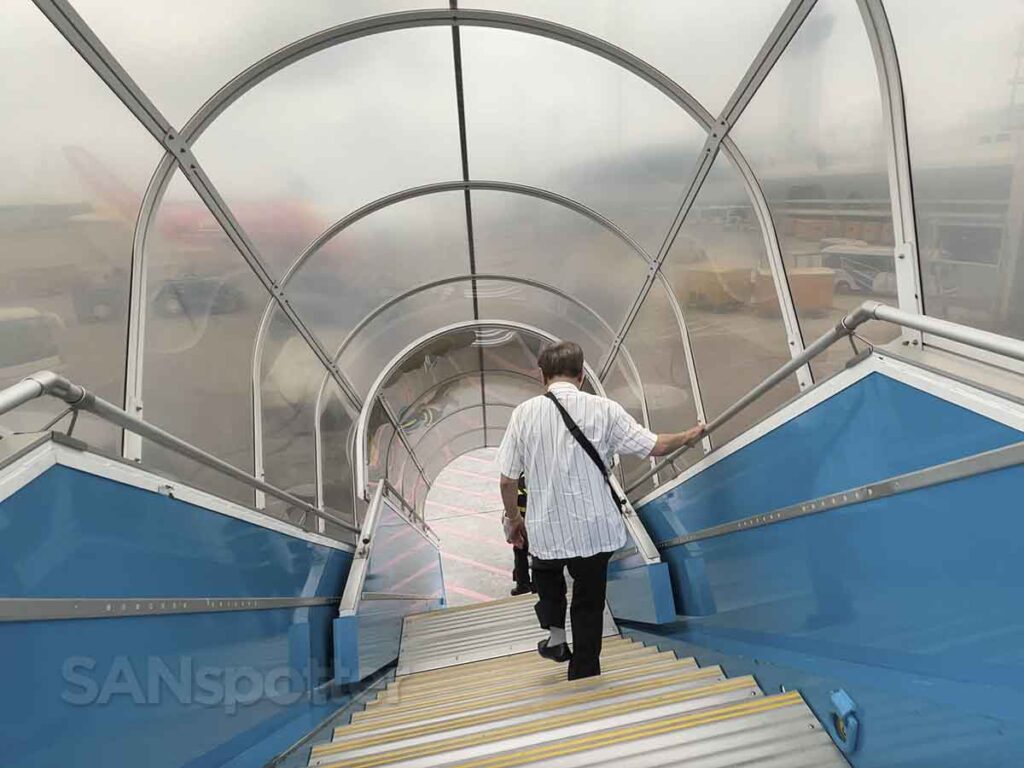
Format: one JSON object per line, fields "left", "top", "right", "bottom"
{"left": 532, "top": 551, "right": 613, "bottom": 680}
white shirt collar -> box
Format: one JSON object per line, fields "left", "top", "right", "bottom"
{"left": 547, "top": 381, "right": 579, "bottom": 392}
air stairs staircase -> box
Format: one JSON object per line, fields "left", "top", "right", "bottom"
{"left": 307, "top": 594, "right": 848, "bottom": 767}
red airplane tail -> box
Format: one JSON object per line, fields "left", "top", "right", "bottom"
{"left": 63, "top": 145, "right": 137, "bottom": 222}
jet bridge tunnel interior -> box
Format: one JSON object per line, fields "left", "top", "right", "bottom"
{"left": 3, "top": 1, "right": 1024, "bottom": 767}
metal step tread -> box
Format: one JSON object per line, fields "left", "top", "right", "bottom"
{"left": 358, "top": 651, "right": 692, "bottom": 720}
{"left": 309, "top": 675, "right": 763, "bottom": 766}
{"left": 402, "top": 593, "right": 537, "bottom": 626}
{"left": 315, "top": 668, "right": 737, "bottom": 762}
{"left": 384, "top": 636, "right": 636, "bottom": 687}
{"left": 377, "top": 640, "right": 653, "bottom": 701}
{"left": 343, "top": 664, "right": 724, "bottom": 738}
{"left": 396, "top": 592, "right": 617, "bottom": 677}
{"left": 428, "top": 695, "right": 848, "bottom": 768}
{"left": 309, "top": 597, "right": 848, "bottom": 768}
{"left": 399, "top": 596, "right": 548, "bottom": 640}
{"left": 385, "top": 634, "right": 638, "bottom": 696}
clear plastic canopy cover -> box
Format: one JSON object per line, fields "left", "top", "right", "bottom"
{"left": 3, "top": 0, "right": 1023, "bottom": 531}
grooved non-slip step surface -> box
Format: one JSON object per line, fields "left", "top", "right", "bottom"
{"left": 396, "top": 592, "right": 617, "bottom": 676}
{"left": 310, "top": 596, "right": 848, "bottom": 767}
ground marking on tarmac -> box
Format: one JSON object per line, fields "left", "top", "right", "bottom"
{"left": 442, "top": 552, "right": 509, "bottom": 577}
{"left": 431, "top": 482, "right": 498, "bottom": 499}
{"left": 445, "top": 467, "right": 496, "bottom": 482}
{"left": 459, "top": 453, "right": 497, "bottom": 468}
{"left": 430, "top": 522, "right": 509, "bottom": 550}
{"left": 426, "top": 498, "right": 490, "bottom": 516}
{"left": 391, "top": 561, "right": 440, "bottom": 592}
{"left": 445, "top": 583, "right": 493, "bottom": 603}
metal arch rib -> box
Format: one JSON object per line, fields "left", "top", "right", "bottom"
{"left": 379, "top": 395, "right": 430, "bottom": 482}
{"left": 249, "top": 178, "right": 672, "bottom": 404}
{"left": 370, "top": 368, "right": 543, "bottom": 491}
{"left": 422, "top": 424, "right": 490, "bottom": 463}
{"left": 176, "top": 9, "right": 716, "bottom": 142}
{"left": 393, "top": 369, "right": 544, "bottom": 423}
{"left": 129, "top": 8, "right": 782, "bottom": 400}
{"left": 278, "top": 179, "right": 660, "bottom": 285}
{"left": 298, "top": 269, "right": 655, "bottom": 511}
{"left": 247, "top": 179, "right": 687, "bottom": 456}
{"left": 329, "top": 271, "right": 659, "bottom": 435}
{"left": 354, "top": 319, "right": 610, "bottom": 498}
{"left": 416, "top": 426, "right": 493, "bottom": 485}
{"left": 855, "top": 0, "right": 925, "bottom": 339}
{"left": 132, "top": 6, "right": 725, "bottom": 299}
{"left": 381, "top": 364, "right": 643, "bottom": 472}
{"left": 331, "top": 273, "right": 622, "bottom": 367}
{"left": 385, "top": 401, "right": 518, "bottom": 478}
{"left": 600, "top": 0, "right": 819, "bottom": 386}
{"left": 117, "top": 7, "right": 805, "bottom": 479}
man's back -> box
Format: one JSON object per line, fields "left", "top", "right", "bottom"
{"left": 497, "top": 381, "right": 656, "bottom": 560}
{"left": 497, "top": 340, "right": 703, "bottom": 682}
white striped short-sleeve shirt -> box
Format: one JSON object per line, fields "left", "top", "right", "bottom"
{"left": 496, "top": 381, "right": 657, "bottom": 560}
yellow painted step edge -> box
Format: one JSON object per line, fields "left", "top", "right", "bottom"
{"left": 346, "top": 656, "right": 691, "bottom": 730}
{"left": 403, "top": 594, "right": 535, "bottom": 622}
{"left": 354, "top": 657, "right": 691, "bottom": 724}
{"left": 384, "top": 693, "right": 807, "bottom": 768}
{"left": 402, "top": 614, "right": 606, "bottom": 641}
{"left": 368, "top": 655, "right": 663, "bottom": 708}
{"left": 341, "top": 665, "right": 718, "bottom": 738}
{"left": 387, "top": 639, "right": 640, "bottom": 692}
{"left": 330, "top": 666, "right": 727, "bottom": 749}
{"left": 391, "top": 637, "right": 633, "bottom": 686}
{"left": 365, "top": 650, "right": 681, "bottom": 711}
{"left": 393, "top": 637, "right": 633, "bottom": 684}
{"left": 377, "top": 647, "right": 664, "bottom": 701}
{"left": 312, "top": 675, "right": 760, "bottom": 764}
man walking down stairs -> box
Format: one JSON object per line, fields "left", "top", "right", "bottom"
{"left": 496, "top": 341, "right": 706, "bottom": 681}
{"left": 306, "top": 595, "right": 848, "bottom": 767}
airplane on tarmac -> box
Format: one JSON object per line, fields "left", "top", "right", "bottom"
{"left": 39, "top": 146, "right": 328, "bottom": 322}
{"left": 60, "top": 145, "right": 324, "bottom": 251}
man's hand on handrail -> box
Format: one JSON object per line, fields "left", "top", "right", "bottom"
{"left": 650, "top": 423, "right": 706, "bottom": 458}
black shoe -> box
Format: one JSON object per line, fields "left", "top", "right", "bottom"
{"left": 537, "top": 638, "right": 572, "bottom": 663}
{"left": 511, "top": 582, "right": 534, "bottom": 596}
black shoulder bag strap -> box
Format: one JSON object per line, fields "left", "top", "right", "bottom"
{"left": 544, "top": 392, "right": 627, "bottom": 514}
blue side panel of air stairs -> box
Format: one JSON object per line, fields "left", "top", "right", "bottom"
{"left": 332, "top": 496, "right": 445, "bottom": 685}
{"left": 0, "top": 459, "right": 358, "bottom": 768}
{"left": 606, "top": 556, "right": 676, "bottom": 625}
{"left": 629, "top": 370, "right": 1024, "bottom": 767}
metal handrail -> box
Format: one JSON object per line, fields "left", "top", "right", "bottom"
{"left": 338, "top": 481, "right": 385, "bottom": 616}
{"left": 626, "top": 301, "right": 1024, "bottom": 495}
{"left": 339, "top": 480, "right": 441, "bottom": 617}
{"left": 379, "top": 478, "right": 440, "bottom": 544}
{"left": 380, "top": 478, "right": 416, "bottom": 516}
{"left": 0, "top": 371, "right": 360, "bottom": 534}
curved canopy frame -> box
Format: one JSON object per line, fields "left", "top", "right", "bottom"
{"left": 384, "top": 368, "right": 547, "bottom": 425}
{"left": 353, "top": 319, "right": 610, "bottom": 500}
{"left": 257, "top": 271, "right": 654, "bottom": 508}
{"left": 244, "top": 175, "right": 687, "bottom": 488}
{"left": 327, "top": 274, "right": 653, "bottom": 482}
{"left": 392, "top": 401, "right": 518, "bottom": 480}
{"left": 249, "top": 178, "right": 696, "bottom": 392}
{"left": 25, "top": 0, "right": 939, "bottom": 527}
{"left": 248, "top": 177, "right": 695, "bottom": 378}
{"left": 124, "top": 6, "right": 815, "bottom": 461}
